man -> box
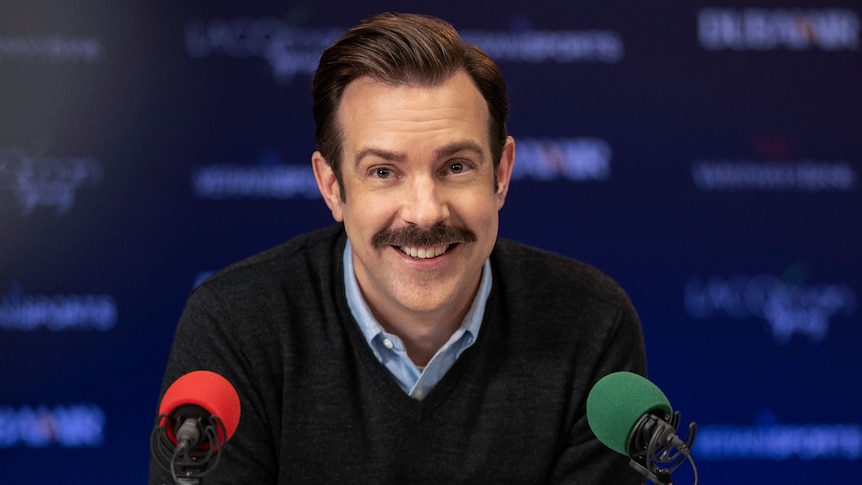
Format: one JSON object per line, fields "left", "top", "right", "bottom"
{"left": 150, "top": 12, "right": 646, "bottom": 484}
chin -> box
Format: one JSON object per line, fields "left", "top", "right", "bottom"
{"left": 395, "top": 288, "right": 458, "bottom": 314}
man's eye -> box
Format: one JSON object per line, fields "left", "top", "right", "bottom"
{"left": 449, "top": 162, "right": 465, "bottom": 174}
{"left": 374, "top": 168, "right": 392, "bottom": 178}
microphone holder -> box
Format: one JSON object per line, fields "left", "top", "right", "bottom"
{"left": 626, "top": 411, "right": 698, "bottom": 485}
{"left": 150, "top": 412, "right": 227, "bottom": 485}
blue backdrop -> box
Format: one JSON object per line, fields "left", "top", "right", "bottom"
{"left": 1, "top": 1, "right": 860, "bottom": 483}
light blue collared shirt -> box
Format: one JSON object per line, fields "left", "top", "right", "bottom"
{"left": 343, "top": 240, "right": 491, "bottom": 400}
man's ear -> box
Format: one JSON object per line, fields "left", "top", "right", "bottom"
{"left": 495, "top": 136, "right": 515, "bottom": 209}
{"left": 312, "top": 151, "right": 344, "bottom": 222}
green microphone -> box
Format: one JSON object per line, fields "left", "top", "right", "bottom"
{"left": 586, "top": 371, "right": 698, "bottom": 484}
{"left": 586, "top": 371, "right": 673, "bottom": 456}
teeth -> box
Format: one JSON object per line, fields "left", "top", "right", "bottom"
{"left": 400, "top": 244, "right": 448, "bottom": 259}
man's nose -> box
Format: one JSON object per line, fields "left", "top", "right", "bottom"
{"left": 402, "top": 175, "right": 450, "bottom": 228}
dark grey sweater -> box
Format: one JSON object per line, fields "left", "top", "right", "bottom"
{"left": 150, "top": 223, "right": 646, "bottom": 484}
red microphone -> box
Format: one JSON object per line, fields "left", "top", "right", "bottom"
{"left": 151, "top": 370, "right": 241, "bottom": 483}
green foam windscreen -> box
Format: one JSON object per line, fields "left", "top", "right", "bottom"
{"left": 586, "top": 371, "right": 673, "bottom": 455}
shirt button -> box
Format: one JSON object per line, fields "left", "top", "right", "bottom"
{"left": 382, "top": 338, "right": 394, "bottom": 349}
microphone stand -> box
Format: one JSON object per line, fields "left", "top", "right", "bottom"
{"left": 626, "top": 411, "right": 697, "bottom": 485}
{"left": 151, "top": 413, "right": 227, "bottom": 485}
{"left": 629, "top": 458, "right": 673, "bottom": 484}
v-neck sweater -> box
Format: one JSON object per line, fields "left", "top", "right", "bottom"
{"left": 150, "top": 223, "right": 647, "bottom": 484}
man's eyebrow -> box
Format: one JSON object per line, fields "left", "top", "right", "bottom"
{"left": 436, "top": 141, "right": 485, "bottom": 160}
{"left": 354, "top": 148, "right": 406, "bottom": 167}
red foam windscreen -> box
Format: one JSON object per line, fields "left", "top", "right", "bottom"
{"left": 159, "top": 370, "right": 241, "bottom": 445}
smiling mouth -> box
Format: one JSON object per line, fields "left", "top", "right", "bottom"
{"left": 397, "top": 243, "right": 451, "bottom": 259}
{"left": 374, "top": 224, "right": 476, "bottom": 259}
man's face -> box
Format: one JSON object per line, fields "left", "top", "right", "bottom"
{"left": 313, "top": 71, "right": 515, "bottom": 323}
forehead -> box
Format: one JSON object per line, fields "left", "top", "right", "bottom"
{"left": 336, "top": 71, "right": 490, "bottom": 154}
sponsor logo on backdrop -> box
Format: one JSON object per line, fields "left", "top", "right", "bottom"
{"left": 185, "top": 16, "right": 623, "bottom": 83}
{"left": 697, "top": 411, "right": 862, "bottom": 461}
{"left": 185, "top": 17, "right": 340, "bottom": 83}
{"left": 0, "top": 403, "right": 105, "bottom": 448}
{"left": 691, "top": 159, "right": 857, "bottom": 192}
{"left": 512, "top": 138, "right": 612, "bottom": 182}
{"left": 461, "top": 29, "right": 622, "bottom": 64}
{"left": 698, "top": 8, "right": 860, "bottom": 51}
{"left": 685, "top": 270, "right": 857, "bottom": 344}
{"left": 0, "top": 36, "right": 103, "bottom": 63}
{"left": 0, "top": 147, "right": 103, "bottom": 216}
{"left": 0, "top": 282, "right": 117, "bottom": 332}
{"left": 192, "top": 149, "right": 320, "bottom": 199}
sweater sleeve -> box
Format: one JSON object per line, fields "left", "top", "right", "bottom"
{"left": 549, "top": 286, "right": 648, "bottom": 485}
{"left": 148, "top": 283, "right": 280, "bottom": 485}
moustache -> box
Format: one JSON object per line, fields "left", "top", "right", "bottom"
{"left": 372, "top": 224, "right": 477, "bottom": 249}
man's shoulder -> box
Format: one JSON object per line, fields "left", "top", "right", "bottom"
{"left": 490, "top": 239, "right": 642, "bottom": 359}
{"left": 491, "top": 238, "right": 633, "bottom": 316}
{"left": 198, "top": 223, "right": 345, "bottom": 293}
{"left": 493, "top": 239, "right": 619, "bottom": 288}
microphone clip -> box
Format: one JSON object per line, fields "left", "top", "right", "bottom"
{"left": 150, "top": 405, "right": 228, "bottom": 485}
{"left": 626, "top": 411, "right": 698, "bottom": 485}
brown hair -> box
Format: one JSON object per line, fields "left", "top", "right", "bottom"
{"left": 311, "top": 12, "right": 509, "bottom": 199}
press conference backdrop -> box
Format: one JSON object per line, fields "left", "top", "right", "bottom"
{"left": 1, "top": 0, "right": 860, "bottom": 482}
